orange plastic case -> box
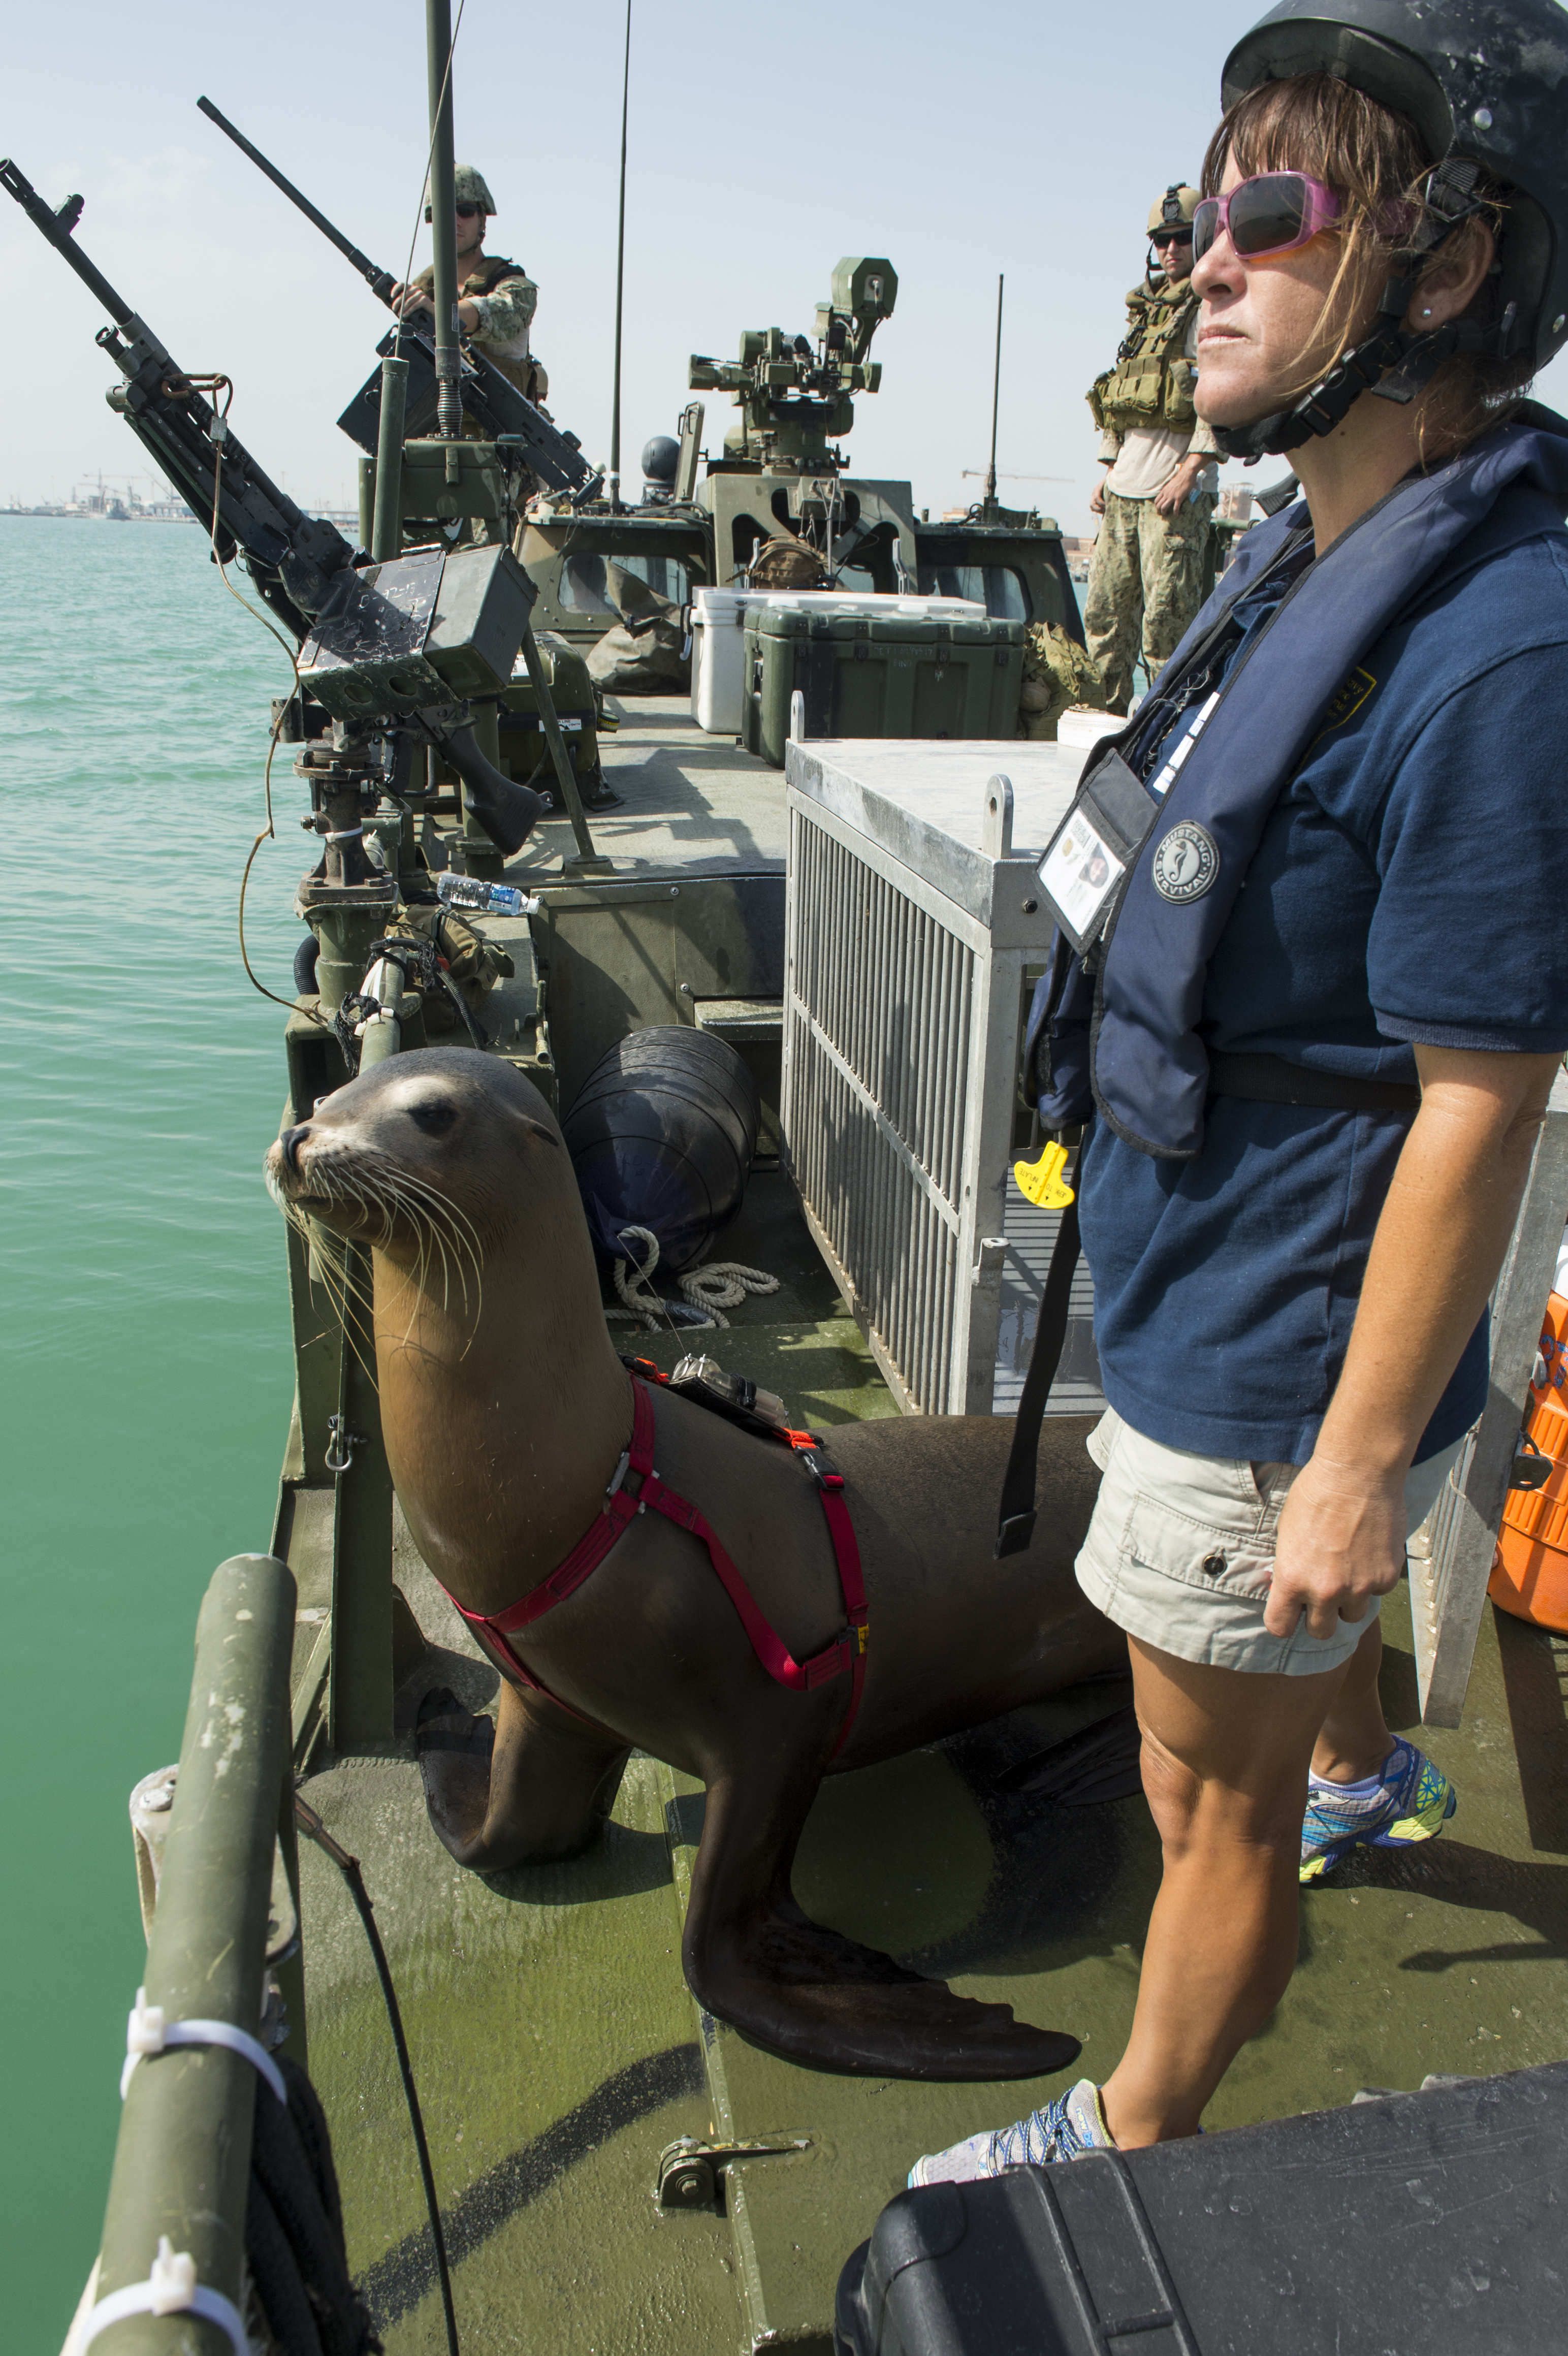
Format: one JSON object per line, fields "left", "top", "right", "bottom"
{"left": 1490, "top": 1289, "right": 1568, "bottom": 1633}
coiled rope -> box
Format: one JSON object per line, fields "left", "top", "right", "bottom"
{"left": 606, "top": 1224, "right": 779, "bottom": 1331}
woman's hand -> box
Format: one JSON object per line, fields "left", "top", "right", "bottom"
{"left": 1265, "top": 1454, "right": 1408, "bottom": 1639}
{"left": 1264, "top": 1042, "right": 1559, "bottom": 1645}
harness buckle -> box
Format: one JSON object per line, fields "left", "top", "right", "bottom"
{"left": 799, "top": 1445, "right": 844, "bottom": 1491}
{"left": 604, "top": 1448, "right": 631, "bottom": 1500}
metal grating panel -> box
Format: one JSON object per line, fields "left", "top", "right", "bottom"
{"left": 992, "top": 1174, "right": 1106, "bottom": 1419}
{"left": 784, "top": 806, "right": 975, "bottom": 1412}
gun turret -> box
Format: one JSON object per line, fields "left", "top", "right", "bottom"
{"left": 196, "top": 97, "right": 598, "bottom": 500}
{"left": 2, "top": 155, "right": 547, "bottom": 863}
{"left": 688, "top": 258, "right": 897, "bottom": 470}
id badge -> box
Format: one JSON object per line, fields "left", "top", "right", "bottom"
{"left": 1037, "top": 748, "right": 1161, "bottom": 953}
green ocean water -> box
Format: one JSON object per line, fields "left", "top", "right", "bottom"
{"left": 1, "top": 518, "right": 308, "bottom": 2349}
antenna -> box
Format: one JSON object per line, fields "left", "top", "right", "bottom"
{"left": 608, "top": 0, "right": 632, "bottom": 513}
{"left": 985, "top": 272, "right": 1004, "bottom": 514}
{"left": 426, "top": 0, "right": 462, "bottom": 439}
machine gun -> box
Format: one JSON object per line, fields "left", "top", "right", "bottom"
{"left": 688, "top": 258, "right": 898, "bottom": 469}
{"left": 1, "top": 154, "right": 547, "bottom": 862}
{"left": 195, "top": 97, "right": 599, "bottom": 499}
{"left": 1, "top": 156, "right": 356, "bottom": 640}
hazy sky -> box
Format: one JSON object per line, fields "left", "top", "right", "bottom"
{"left": 6, "top": 0, "right": 1568, "bottom": 535}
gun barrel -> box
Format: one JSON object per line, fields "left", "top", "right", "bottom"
{"left": 1, "top": 157, "right": 134, "bottom": 326}
{"left": 196, "top": 98, "right": 396, "bottom": 305}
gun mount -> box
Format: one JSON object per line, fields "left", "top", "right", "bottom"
{"left": 688, "top": 258, "right": 897, "bottom": 472}
{"left": 194, "top": 96, "right": 598, "bottom": 502}
{"left": 0, "top": 154, "right": 579, "bottom": 902}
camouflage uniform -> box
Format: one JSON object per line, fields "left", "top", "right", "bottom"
{"left": 1083, "top": 186, "right": 1220, "bottom": 712}
{"left": 412, "top": 253, "right": 544, "bottom": 401}
{"left": 1016, "top": 622, "right": 1108, "bottom": 740}
{"left": 1081, "top": 484, "right": 1215, "bottom": 714}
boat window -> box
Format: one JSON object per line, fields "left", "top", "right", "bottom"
{"left": 915, "top": 563, "right": 1032, "bottom": 621}
{"left": 557, "top": 552, "right": 692, "bottom": 613}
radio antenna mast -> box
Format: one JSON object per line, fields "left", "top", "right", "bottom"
{"left": 608, "top": 0, "right": 632, "bottom": 513}
{"left": 984, "top": 273, "right": 1004, "bottom": 515}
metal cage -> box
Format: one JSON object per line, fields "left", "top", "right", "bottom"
{"left": 782, "top": 739, "right": 1100, "bottom": 1418}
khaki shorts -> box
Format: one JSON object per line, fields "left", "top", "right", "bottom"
{"left": 1075, "top": 1408, "right": 1465, "bottom": 1677}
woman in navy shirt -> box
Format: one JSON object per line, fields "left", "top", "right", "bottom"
{"left": 916, "top": 0, "right": 1568, "bottom": 2180}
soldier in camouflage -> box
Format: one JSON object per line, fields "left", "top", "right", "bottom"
{"left": 390, "top": 165, "right": 547, "bottom": 405}
{"left": 1082, "top": 185, "right": 1221, "bottom": 713}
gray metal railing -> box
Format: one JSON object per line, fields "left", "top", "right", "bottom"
{"left": 1415, "top": 1066, "right": 1568, "bottom": 1724}
{"left": 88, "top": 1554, "right": 296, "bottom": 2353}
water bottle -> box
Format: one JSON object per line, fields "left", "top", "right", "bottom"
{"left": 436, "top": 872, "right": 540, "bottom": 919}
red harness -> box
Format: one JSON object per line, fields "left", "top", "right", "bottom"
{"left": 443, "top": 1368, "right": 870, "bottom": 1756}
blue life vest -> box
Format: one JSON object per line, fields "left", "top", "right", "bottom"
{"left": 1032, "top": 409, "right": 1568, "bottom": 1158}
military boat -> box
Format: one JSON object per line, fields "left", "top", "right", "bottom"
{"left": 19, "top": 8, "right": 1568, "bottom": 2354}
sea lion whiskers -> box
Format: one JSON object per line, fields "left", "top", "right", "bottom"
{"left": 367, "top": 1162, "right": 487, "bottom": 1350}
{"left": 267, "top": 1124, "right": 485, "bottom": 1364}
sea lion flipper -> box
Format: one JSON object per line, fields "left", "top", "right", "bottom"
{"left": 415, "top": 1682, "right": 630, "bottom": 1872}
{"left": 685, "top": 1772, "right": 1082, "bottom": 2083}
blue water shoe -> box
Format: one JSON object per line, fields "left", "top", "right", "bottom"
{"left": 908, "top": 2078, "right": 1111, "bottom": 2187}
{"left": 1300, "top": 1734, "right": 1456, "bottom": 1884}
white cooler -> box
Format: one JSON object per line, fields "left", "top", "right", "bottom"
{"left": 689, "top": 588, "right": 987, "bottom": 735}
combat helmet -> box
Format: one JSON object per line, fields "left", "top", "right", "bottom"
{"left": 424, "top": 164, "right": 498, "bottom": 219}
{"left": 1147, "top": 185, "right": 1200, "bottom": 235}
{"left": 1215, "top": 0, "right": 1568, "bottom": 454}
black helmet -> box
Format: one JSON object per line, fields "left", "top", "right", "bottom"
{"left": 1225, "top": 0, "right": 1568, "bottom": 368}
{"left": 1213, "top": 0, "right": 1568, "bottom": 454}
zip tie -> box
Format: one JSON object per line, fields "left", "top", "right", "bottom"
{"left": 121, "top": 1985, "right": 287, "bottom": 2105}
{"left": 77, "top": 2237, "right": 249, "bottom": 2356}
{"left": 325, "top": 824, "right": 365, "bottom": 842}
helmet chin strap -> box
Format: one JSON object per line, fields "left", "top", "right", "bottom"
{"left": 1211, "top": 157, "right": 1494, "bottom": 463}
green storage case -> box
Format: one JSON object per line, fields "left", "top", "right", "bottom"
{"left": 497, "top": 630, "right": 603, "bottom": 795}
{"left": 742, "top": 606, "right": 1025, "bottom": 767}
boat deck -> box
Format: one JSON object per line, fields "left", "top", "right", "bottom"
{"left": 289, "top": 1230, "right": 1568, "bottom": 2350}
{"left": 516, "top": 693, "right": 789, "bottom": 883}
{"left": 284, "top": 696, "right": 1568, "bottom": 2352}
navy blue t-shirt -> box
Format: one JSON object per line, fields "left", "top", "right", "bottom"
{"left": 1081, "top": 516, "right": 1568, "bottom": 1466}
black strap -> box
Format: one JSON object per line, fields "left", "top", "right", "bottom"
{"left": 1208, "top": 1050, "right": 1420, "bottom": 1113}
{"left": 995, "top": 1193, "right": 1082, "bottom": 1559}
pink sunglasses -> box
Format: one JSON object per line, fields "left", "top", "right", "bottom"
{"left": 1192, "top": 172, "right": 1344, "bottom": 264}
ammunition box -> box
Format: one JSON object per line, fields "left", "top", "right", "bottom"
{"left": 399, "top": 437, "right": 507, "bottom": 524}
{"left": 297, "top": 542, "right": 536, "bottom": 718}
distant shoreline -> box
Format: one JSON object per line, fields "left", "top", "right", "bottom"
{"left": 1, "top": 507, "right": 360, "bottom": 526}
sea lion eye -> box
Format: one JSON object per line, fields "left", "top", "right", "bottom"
{"left": 406, "top": 1097, "right": 458, "bottom": 1136}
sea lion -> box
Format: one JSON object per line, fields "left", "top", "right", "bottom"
{"left": 266, "top": 1047, "right": 1127, "bottom": 2081}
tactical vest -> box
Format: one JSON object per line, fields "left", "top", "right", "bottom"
{"left": 414, "top": 253, "right": 542, "bottom": 399}
{"left": 1088, "top": 279, "right": 1199, "bottom": 435}
{"left": 1031, "top": 412, "right": 1568, "bottom": 1158}
{"left": 413, "top": 251, "right": 529, "bottom": 304}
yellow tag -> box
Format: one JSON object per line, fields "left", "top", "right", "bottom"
{"left": 1013, "top": 1141, "right": 1075, "bottom": 1209}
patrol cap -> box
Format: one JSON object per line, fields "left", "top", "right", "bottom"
{"left": 1222, "top": 0, "right": 1568, "bottom": 368}
{"left": 1148, "top": 185, "right": 1200, "bottom": 235}
{"left": 423, "top": 164, "right": 498, "bottom": 219}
